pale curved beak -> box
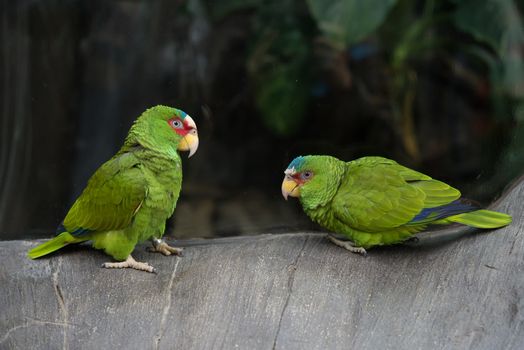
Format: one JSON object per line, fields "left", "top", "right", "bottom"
{"left": 185, "top": 115, "right": 197, "bottom": 129}
{"left": 281, "top": 175, "right": 300, "bottom": 200}
{"left": 177, "top": 116, "right": 199, "bottom": 157}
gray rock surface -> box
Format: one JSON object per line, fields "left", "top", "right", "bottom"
{"left": 1, "top": 177, "right": 523, "bottom": 350}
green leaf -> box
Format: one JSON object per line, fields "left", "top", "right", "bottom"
{"left": 306, "top": 0, "right": 398, "bottom": 48}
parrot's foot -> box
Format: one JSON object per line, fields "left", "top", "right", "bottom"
{"left": 149, "top": 239, "right": 184, "bottom": 256}
{"left": 405, "top": 236, "right": 420, "bottom": 244}
{"left": 102, "top": 255, "right": 157, "bottom": 273}
{"left": 327, "top": 235, "right": 367, "bottom": 255}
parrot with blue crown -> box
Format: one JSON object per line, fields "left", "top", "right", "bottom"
{"left": 281, "top": 155, "right": 512, "bottom": 254}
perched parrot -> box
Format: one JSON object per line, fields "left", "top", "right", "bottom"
{"left": 281, "top": 155, "right": 512, "bottom": 254}
{"left": 28, "top": 105, "right": 199, "bottom": 272}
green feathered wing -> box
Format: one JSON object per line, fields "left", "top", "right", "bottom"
{"left": 28, "top": 152, "right": 147, "bottom": 259}
{"left": 328, "top": 157, "right": 511, "bottom": 248}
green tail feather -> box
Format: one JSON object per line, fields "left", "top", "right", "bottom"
{"left": 446, "top": 209, "right": 512, "bottom": 229}
{"left": 28, "top": 232, "right": 78, "bottom": 259}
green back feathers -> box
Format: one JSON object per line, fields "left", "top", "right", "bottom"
{"left": 63, "top": 152, "right": 147, "bottom": 234}
{"left": 332, "top": 157, "right": 428, "bottom": 232}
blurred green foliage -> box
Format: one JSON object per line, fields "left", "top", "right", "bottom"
{"left": 453, "top": 0, "right": 524, "bottom": 105}
{"left": 206, "top": 0, "right": 522, "bottom": 129}
{"left": 247, "top": 1, "right": 314, "bottom": 136}
{"left": 451, "top": 0, "right": 524, "bottom": 192}
{"left": 203, "top": 0, "right": 524, "bottom": 192}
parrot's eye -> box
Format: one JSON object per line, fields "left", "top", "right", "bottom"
{"left": 171, "top": 119, "right": 183, "bottom": 129}
{"left": 302, "top": 171, "right": 313, "bottom": 180}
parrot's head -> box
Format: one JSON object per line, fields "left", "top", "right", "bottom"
{"left": 281, "top": 155, "right": 345, "bottom": 209}
{"left": 127, "top": 105, "right": 199, "bottom": 157}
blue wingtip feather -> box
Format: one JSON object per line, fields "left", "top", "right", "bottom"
{"left": 55, "top": 222, "right": 90, "bottom": 236}
{"left": 410, "top": 200, "right": 479, "bottom": 224}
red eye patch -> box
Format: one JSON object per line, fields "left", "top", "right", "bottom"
{"left": 291, "top": 173, "right": 306, "bottom": 184}
{"left": 168, "top": 117, "right": 189, "bottom": 136}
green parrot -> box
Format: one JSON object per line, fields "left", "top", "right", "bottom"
{"left": 28, "top": 105, "right": 199, "bottom": 273}
{"left": 281, "top": 155, "right": 512, "bottom": 254}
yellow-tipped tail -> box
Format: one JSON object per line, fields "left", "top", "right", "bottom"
{"left": 447, "top": 209, "right": 512, "bottom": 229}
{"left": 28, "top": 232, "right": 76, "bottom": 259}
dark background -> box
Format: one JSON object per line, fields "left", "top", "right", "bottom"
{"left": 1, "top": 0, "right": 523, "bottom": 240}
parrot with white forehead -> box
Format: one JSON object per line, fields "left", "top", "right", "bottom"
{"left": 28, "top": 105, "right": 199, "bottom": 273}
{"left": 282, "top": 155, "right": 512, "bottom": 254}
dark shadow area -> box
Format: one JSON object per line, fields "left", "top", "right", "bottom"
{"left": 1, "top": 0, "right": 523, "bottom": 240}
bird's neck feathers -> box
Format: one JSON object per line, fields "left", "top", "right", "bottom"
{"left": 123, "top": 118, "right": 181, "bottom": 160}
{"left": 300, "top": 158, "right": 346, "bottom": 211}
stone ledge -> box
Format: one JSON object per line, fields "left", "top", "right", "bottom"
{"left": 1, "top": 176, "right": 523, "bottom": 349}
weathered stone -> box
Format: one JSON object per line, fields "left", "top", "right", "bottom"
{"left": 1, "top": 177, "right": 523, "bottom": 349}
